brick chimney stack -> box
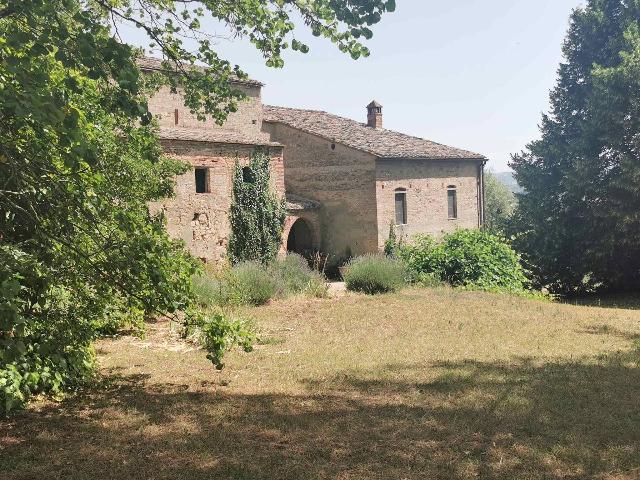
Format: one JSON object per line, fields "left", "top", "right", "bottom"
{"left": 367, "top": 100, "right": 383, "bottom": 129}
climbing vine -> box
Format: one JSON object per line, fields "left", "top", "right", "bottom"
{"left": 228, "top": 153, "right": 286, "bottom": 265}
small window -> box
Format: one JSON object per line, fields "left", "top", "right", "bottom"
{"left": 395, "top": 188, "right": 407, "bottom": 225}
{"left": 447, "top": 186, "right": 458, "bottom": 219}
{"left": 242, "top": 166, "right": 255, "bottom": 183}
{"left": 195, "top": 167, "right": 209, "bottom": 193}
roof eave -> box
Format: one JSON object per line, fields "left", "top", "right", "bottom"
{"left": 159, "top": 137, "right": 282, "bottom": 148}
{"left": 376, "top": 155, "right": 488, "bottom": 162}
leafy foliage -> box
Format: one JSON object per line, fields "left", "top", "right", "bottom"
{"left": 0, "top": 49, "right": 198, "bottom": 414}
{"left": 343, "top": 255, "right": 407, "bottom": 294}
{"left": 383, "top": 221, "right": 399, "bottom": 257}
{"left": 1, "top": 0, "right": 391, "bottom": 414}
{"left": 228, "top": 154, "right": 287, "bottom": 265}
{"left": 484, "top": 170, "right": 516, "bottom": 233}
{"left": 185, "top": 312, "right": 255, "bottom": 370}
{"left": 398, "top": 230, "right": 528, "bottom": 292}
{"left": 509, "top": 0, "right": 640, "bottom": 294}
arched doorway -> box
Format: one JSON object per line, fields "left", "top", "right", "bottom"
{"left": 286, "top": 218, "right": 313, "bottom": 256}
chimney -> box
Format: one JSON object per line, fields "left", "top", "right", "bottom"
{"left": 367, "top": 100, "right": 383, "bottom": 129}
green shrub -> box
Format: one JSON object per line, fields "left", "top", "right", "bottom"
{"left": 192, "top": 274, "right": 231, "bottom": 308}
{"left": 304, "top": 273, "right": 330, "bottom": 298}
{"left": 397, "top": 235, "right": 441, "bottom": 277}
{"left": 93, "top": 299, "right": 145, "bottom": 337}
{"left": 399, "top": 229, "right": 528, "bottom": 292}
{"left": 416, "top": 272, "right": 444, "bottom": 288}
{"left": 193, "top": 255, "right": 329, "bottom": 307}
{"left": 228, "top": 262, "right": 279, "bottom": 306}
{"left": 343, "top": 254, "right": 407, "bottom": 294}
{"left": 268, "top": 253, "right": 313, "bottom": 295}
{"left": 268, "top": 253, "right": 329, "bottom": 298}
{"left": 185, "top": 311, "right": 255, "bottom": 369}
{"left": 383, "top": 221, "right": 399, "bottom": 257}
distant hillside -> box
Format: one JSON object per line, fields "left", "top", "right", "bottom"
{"left": 493, "top": 171, "right": 523, "bottom": 194}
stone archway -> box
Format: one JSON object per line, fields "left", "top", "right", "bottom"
{"left": 286, "top": 218, "right": 314, "bottom": 256}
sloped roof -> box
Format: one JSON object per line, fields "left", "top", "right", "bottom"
{"left": 263, "top": 105, "right": 485, "bottom": 160}
{"left": 158, "top": 126, "right": 281, "bottom": 147}
{"left": 137, "top": 57, "right": 263, "bottom": 87}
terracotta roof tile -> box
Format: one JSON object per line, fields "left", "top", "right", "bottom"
{"left": 264, "top": 105, "right": 486, "bottom": 160}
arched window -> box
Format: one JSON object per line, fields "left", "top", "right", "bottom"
{"left": 395, "top": 188, "right": 407, "bottom": 225}
{"left": 447, "top": 185, "right": 458, "bottom": 219}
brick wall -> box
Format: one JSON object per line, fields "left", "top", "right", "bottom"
{"left": 150, "top": 140, "right": 284, "bottom": 263}
{"left": 263, "top": 122, "right": 379, "bottom": 259}
{"left": 375, "top": 159, "right": 481, "bottom": 248}
{"left": 148, "top": 82, "right": 268, "bottom": 140}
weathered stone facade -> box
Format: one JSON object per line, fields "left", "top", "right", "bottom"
{"left": 150, "top": 142, "right": 283, "bottom": 263}
{"left": 143, "top": 62, "right": 285, "bottom": 263}
{"left": 263, "top": 105, "right": 486, "bottom": 261}
{"left": 143, "top": 58, "right": 486, "bottom": 263}
{"left": 262, "top": 122, "right": 379, "bottom": 258}
{"left": 375, "top": 159, "right": 483, "bottom": 248}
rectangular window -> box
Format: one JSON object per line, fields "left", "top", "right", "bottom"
{"left": 195, "top": 167, "right": 209, "bottom": 193}
{"left": 395, "top": 191, "right": 407, "bottom": 225}
{"left": 447, "top": 189, "right": 458, "bottom": 219}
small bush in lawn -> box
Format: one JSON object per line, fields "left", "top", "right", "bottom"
{"left": 228, "top": 261, "right": 279, "bottom": 306}
{"left": 183, "top": 310, "right": 255, "bottom": 369}
{"left": 268, "top": 253, "right": 329, "bottom": 298}
{"left": 268, "top": 253, "right": 314, "bottom": 295}
{"left": 343, "top": 254, "right": 407, "bottom": 294}
{"left": 192, "top": 274, "right": 231, "bottom": 308}
{"left": 304, "top": 273, "right": 330, "bottom": 298}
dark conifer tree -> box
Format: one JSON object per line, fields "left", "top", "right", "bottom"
{"left": 510, "top": 0, "right": 640, "bottom": 294}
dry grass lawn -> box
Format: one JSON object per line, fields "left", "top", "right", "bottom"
{"left": 2, "top": 287, "right": 640, "bottom": 479}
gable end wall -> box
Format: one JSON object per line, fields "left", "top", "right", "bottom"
{"left": 263, "top": 122, "right": 379, "bottom": 259}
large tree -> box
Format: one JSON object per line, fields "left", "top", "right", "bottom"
{"left": 483, "top": 170, "right": 516, "bottom": 233}
{"left": 510, "top": 0, "right": 640, "bottom": 294}
{"left": 0, "top": 0, "right": 394, "bottom": 413}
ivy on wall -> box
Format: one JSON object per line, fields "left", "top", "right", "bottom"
{"left": 228, "top": 152, "right": 286, "bottom": 265}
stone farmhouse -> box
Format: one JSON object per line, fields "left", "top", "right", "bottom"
{"left": 142, "top": 58, "right": 487, "bottom": 264}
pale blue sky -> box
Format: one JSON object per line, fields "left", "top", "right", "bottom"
{"left": 122, "top": 1, "right": 584, "bottom": 171}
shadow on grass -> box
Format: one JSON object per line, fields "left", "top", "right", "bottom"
{"left": 2, "top": 344, "right": 640, "bottom": 479}
{"left": 562, "top": 292, "right": 640, "bottom": 311}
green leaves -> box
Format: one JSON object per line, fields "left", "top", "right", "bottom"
{"left": 510, "top": 0, "right": 640, "bottom": 294}
{"left": 399, "top": 230, "right": 529, "bottom": 293}
{"left": 228, "top": 153, "right": 286, "bottom": 266}
{"left": 0, "top": 0, "right": 394, "bottom": 414}
{"left": 484, "top": 171, "right": 516, "bottom": 233}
